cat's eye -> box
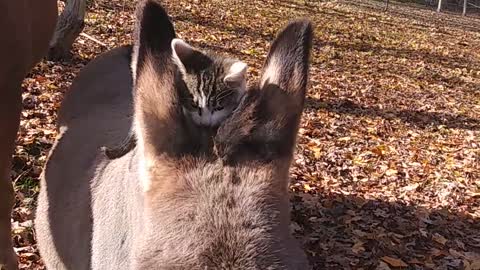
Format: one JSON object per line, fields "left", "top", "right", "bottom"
{"left": 215, "top": 106, "right": 224, "bottom": 111}
{"left": 189, "top": 100, "right": 198, "bottom": 109}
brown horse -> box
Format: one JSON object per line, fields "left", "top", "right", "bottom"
{"left": 0, "top": 1, "right": 57, "bottom": 269}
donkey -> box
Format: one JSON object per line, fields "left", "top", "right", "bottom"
{"left": 0, "top": 1, "right": 57, "bottom": 269}
{"left": 35, "top": 0, "right": 313, "bottom": 269}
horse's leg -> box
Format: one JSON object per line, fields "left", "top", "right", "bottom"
{"left": 0, "top": 2, "right": 32, "bottom": 269}
{"left": 0, "top": 79, "right": 23, "bottom": 270}
{"left": 0, "top": 1, "right": 57, "bottom": 267}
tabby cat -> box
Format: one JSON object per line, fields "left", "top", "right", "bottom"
{"left": 104, "top": 39, "right": 247, "bottom": 159}
{"left": 171, "top": 38, "right": 247, "bottom": 127}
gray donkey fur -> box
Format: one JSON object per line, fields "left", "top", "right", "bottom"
{"left": 35, "top": 1, "right": 313, "bottom": 269}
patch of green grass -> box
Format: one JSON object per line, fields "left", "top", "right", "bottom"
{"left": 15, "top": 177, "right": 40, "bottom": 195}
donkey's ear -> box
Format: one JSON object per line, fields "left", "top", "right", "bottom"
{"left": 215, "top": 20, "right": 313, "bottom": 165}
{"left": 132, "top": 1, "right": 187, "bottom": 160}
{"left": 131, "top": 0, "right": 176, "bottom": 81}
{"left": 260, "top": 20, "right": 312, "bottom": 99}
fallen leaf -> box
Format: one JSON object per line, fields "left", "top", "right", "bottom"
{"left": 352, "top": 240, "right": 365, "bottom": 254}
{"left": 376, "top": 261, "right": 392, "bottom": 270}
{"left": 471, "top": 260, "right": 480, "bottom": 270}
{"left": 402, "top": 183, "right": 419, "bottom": 192}
{"left": 408, "top": 258, "right": 422, "bottom": 265}
{"left": 433, "top": 233, "right": 448, "bottom": 245}
{"left": 381, "top": 256, "right": 408, "bottom": 267}
{"left": 385, "top": 169, "right": 398, "bottom": 176}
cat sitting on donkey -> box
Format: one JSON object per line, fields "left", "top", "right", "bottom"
{"left": 34, "top": 0, "right": 313, "bottom": 269}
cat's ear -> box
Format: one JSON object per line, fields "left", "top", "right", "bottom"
{"left": 224, "top": 61, "right": 248, "bottom": 87}
{"left": 215, "top": 20, "right": 313, "bottom": 165}
{"left": 171, "top": 38, "right": 195, "bottom": 75}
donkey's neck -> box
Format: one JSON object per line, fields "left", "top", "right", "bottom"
{"left": 90, "top": 148, "right": 145, "bottom": 269}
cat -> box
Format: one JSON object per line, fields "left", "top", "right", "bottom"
{"left": 104, "top": 40, "right": 247, "bottom": 159}
{"left": 171, "top": 38, "right": 247, "bottom": 127}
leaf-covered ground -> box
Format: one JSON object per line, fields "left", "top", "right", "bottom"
{"left": 12, "top": 0, "right": 480, "bottom": 269}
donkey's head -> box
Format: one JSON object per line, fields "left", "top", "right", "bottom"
{"left": 131, "top": 1, "right": 312, "bottom": 269}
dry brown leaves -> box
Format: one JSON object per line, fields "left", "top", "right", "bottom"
{"left": 13, "top": 0, "right": 479, "bottom": 269}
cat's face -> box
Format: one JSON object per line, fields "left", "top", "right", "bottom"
{"left": 172, "top": 39, "right": 247, "bottom": 126}
{"left": 180, "top": 61, "right": 246, "bottom": 126}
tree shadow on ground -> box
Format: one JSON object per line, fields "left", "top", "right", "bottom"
{"left": 291, "top": 191, "right": 480, "bottom": 269}
{"left": 172, "top": 13, "right": 275, "bottom": 41}
{"left": 317, "top": 38, "right": 479, "bottom": 72}
{"left": 306, "top": 97, "right": 480, "bottom": 131}
{"left": 188, "top": 40, "right": 245, "bottom": 58}
{"left": 174, "top": 0, "right": 480, "bottom": 76}
{"left": 170, "top": 0, "right": 480, "bottom": 79}
{"left": 348, "top": 0, "right": 480, "bottom": 33}
{"left": 274, "top": 0, "right": 324, "bottom": 14}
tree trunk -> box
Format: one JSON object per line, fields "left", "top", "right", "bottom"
{"left": 437, "top": 0, "right": 443, "bottom": 12}
{"left": 48, "top": 0, "right": 87, "bottom": 60}
{"left": 463, "top": 0, "right": 467, "bottom": 15}
{"left": 385, "top": 0, "right": 390, "bottom": 11}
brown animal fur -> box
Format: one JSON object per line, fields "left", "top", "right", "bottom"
{"left": 35, "top": 1, "right": 313, "bottom": 269}
{"left": 0, "top": 1, "right": 57, "bottom": 269}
